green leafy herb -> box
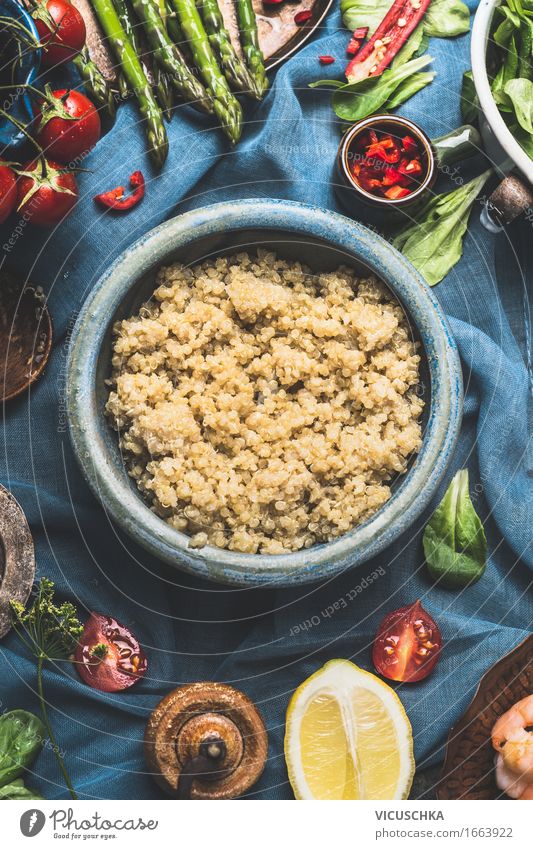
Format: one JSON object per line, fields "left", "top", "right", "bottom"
{"left": 0, "top": 778, "right": 43, "bottom": 800}
{"left": 330, "top": 55, "right": 433, "bottom": 122}
{"left": 423, "top": 469, "right": 487, "bottom": 589}
{"left": 341, "top": 0, "right": 470, "bottom": 39}
{"left": 461, "top": 70, "right": 479, "bottom": 124}
{"left": 504, "top": 78, "right": 533, "bottom": 132}
{"left": 10, "top": 578, "right": 83, "bottom": 800}
{"left": 387, "top": 71, "right": 436, "bottom": 109}
{"left": 391, "top": 169, "right": 492, "bottom": 286}
{"left": 0, "top": 710, "right": 44, "bottom": 787}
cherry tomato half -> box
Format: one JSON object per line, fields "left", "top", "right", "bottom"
{"left": 0, "top": 165, "right": 17, "bottom": 224}
{"left": 75, "top": 612, "right": 147, "bottom": 692}
{"left": 372, "top": 600, "right": 442, "bottom": 683}
{"left": 35, "top": 89, "right": 101, "bottom": 164}
{"left": 34, "top": 0, "right": 86, "bottom": 68}
{"left": 16, "top": 159, "right": 78, "bottom": 227}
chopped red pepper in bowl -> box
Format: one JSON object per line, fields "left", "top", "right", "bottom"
{"left": 338, "top": 115, "right": 435, "bottom": 211}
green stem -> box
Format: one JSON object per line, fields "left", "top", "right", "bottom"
{"left": 37, "top": 654, "right": 78, "bottom": 800}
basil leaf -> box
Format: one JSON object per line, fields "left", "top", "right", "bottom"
{"left": 332, "top": 55, "right": 433, "bottom": 122}
{"left": 461, "top": 71, "right": 479, "bottom": 124}
{"left": 504, "top": 78, "right": 533, "bottom": 132}
{"left": 0, "top": 711, "right": 45, "bottom": 787}
{"left": 424, "top": 0, "right": 470, "bottom": 38}
{"left": 0, "top": 778, "right": 43, "bottom": 800}
{"left": 423, "top": 469, "right": 487, "bottom": 589}
{"left": 391, "top": 169, "right": 492, "bottom": 286}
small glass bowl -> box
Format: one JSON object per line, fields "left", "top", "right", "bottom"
{"left": 335, "top": 114, "right": 437, "bottom": 227}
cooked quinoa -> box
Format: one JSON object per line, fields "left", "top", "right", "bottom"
{"left": 106, "top": 250, "right": 424, "bottom": 555}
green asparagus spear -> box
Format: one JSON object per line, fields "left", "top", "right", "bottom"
{"left": 73, "top": 45, "right": 116, "bottom": 117}
{"left": 154, "top": 64, "right": 174, "bottom": 119}
{"left": 170, "top": 0, "right": 242, "bottom": 143}
{"left": 129, "top": 0, "right": 213, "bottom": 113}
{"left": 111, "top": 0, "right": 173, "bottom": 119}
{"left": 197, "top": 0, "right": 256, "bottom": 97}
{"left": 235, "top": 0, "right": 268, "bottom": 98}
{"left": 90, "top": 0, "right": 169, "bottom": 168}
{"left": 117, "top": 71, "right": 130, "bottom": 99}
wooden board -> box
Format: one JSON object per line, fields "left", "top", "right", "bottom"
{"left": 72, "top": 0, "right": 333, "bottom": 84}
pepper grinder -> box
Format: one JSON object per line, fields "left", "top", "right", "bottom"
{"left": 144, "top": 682, "right": 268, "bottom": 799}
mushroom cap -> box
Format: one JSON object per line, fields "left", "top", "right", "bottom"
{"left": 0, "top": 484, "right": 35, "bottom": 638}
{"left": 144, "top": 682, "right": 268, "bottom": 799}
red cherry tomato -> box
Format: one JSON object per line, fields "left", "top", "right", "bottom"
{"left": 75, "top": 612, "right": 147, "bottom": 693}
{"left": 34, "top": 0, "right": 86, "bottom": 68}
{"left": 0, "top": 165, "right": 17, "bottom": 224}
{"left": 16, "top": 159, "right": 78, "bottom": 227}
{"left": 35, "top": 89, "right": 101, "bottom": 164}
{"left": 372, "top": 600, "right": 442, "bottom": 683}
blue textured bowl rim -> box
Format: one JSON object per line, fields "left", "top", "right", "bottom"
{"left": 66, "top": 199, "right": 463, "bottom": 587}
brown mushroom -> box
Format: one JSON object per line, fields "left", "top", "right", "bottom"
{"left": 0, "top": 485, "right": 35, "bottom": 638}
{"left": 144, "top": 682, "right": 268, "bottom": 799}
{"left": 0, "top": 270, "right": 52, "bottom": 403}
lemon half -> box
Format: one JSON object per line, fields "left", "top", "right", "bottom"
{"left": 284, "top": 659, "right": 415, "bottom": 800}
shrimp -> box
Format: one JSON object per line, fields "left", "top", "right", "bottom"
{"left": 492, "top": 694, "right": 533, "bottom": 799}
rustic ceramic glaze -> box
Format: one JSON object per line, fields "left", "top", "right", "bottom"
{"left": 66, "top": 199, "right": 463, "bottom": 587}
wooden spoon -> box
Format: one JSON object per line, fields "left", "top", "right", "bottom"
{"left": 0, "top": 269, "right": 52, "bottom": 403}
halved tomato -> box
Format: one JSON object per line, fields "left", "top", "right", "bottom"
{"left": 372, "top": 600, "right": 442, "bottom": 683}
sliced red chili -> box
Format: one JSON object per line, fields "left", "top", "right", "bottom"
{"left": 294, "top": 10, "right": 313, "bottom": 25}
{"left": 346, "top": 0, "right": 432, "bottom": 83}
{"left": 347, "top": 27, "right": 369, "bottom": 56}
{"left": 384, "top": 185, "right": 411, "bottom": 200}
{"left": 94, "top": 170, "right": 145, "bottom": 211}
{"left": 319, "top": 55, "right": 335, "bottom": 65}
{"left": 350, "top": 125, "right": 424, "bottom": 201}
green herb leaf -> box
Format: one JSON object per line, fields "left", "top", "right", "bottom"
{"left": 341, "top": 0, "right": 470, "bottom": 38}
{"left": 423, "top": 469, "right": 487, "bottom": 589}
{"left": 387, "top": 71, "right": 436, "bottom": 109}
{"left": 0, "top": 711, "right": 45, "bottom": 787}
{"left": 10, "top": 578, "right": 83, "bottom": 661}
{"left": 0, "top": 778, "right": 43, "bottom": 800}
{"left": 424, "top": 0, "right": 470, "bottom": 37}
{"left": 461, "top": 70, "right": 479, "bottom": 123}
{"left": 332, "top": 54, "right": 433, "bottom": 122}
{"left": 391, "top": 169, "right": 492, "bottom": 286}
{"left": 504, "top": 77, "right": 533, "bottom": 132}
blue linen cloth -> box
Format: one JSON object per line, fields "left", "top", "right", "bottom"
{"left": 0, "top": 1, "right": 532, "bottom": 800}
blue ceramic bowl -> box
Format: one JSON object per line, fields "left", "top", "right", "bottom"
{"left": 67, "top": 200, "right": 463, "bottom": 587}
{"left": 0, "top": 0, "right": 41, "bottom": 149}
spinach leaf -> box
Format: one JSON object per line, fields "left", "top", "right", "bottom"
{"left": 387, "top": 71, "right": 436, "bottom": 109}
{"left": 423, "top": 469, "right": 487, "bottom": 589}
{"left": 461, "top": 71, "right": 479, "bottom": 124}
{"left": 341, "top": 0, "right": 470, "bottom": 39}
{"left": 504, "top": 77, "right": 533, "bottom": 132}
{"left": 392, "top": 169, "right": 492, "bottom": 286}
{"left": 341, "top": 0, "right": 390, "bottom": 36}
{"left": 0, "top": 710, "right": 45, "bottom": 787}
{"left": 332, "top": 55, "right": 433, "bottom": 122}
{"left": 0, "top": 779, "right": 43, "bottom": 800}
{"left": 424, "top": 0, "right": 470, "bottom": 37}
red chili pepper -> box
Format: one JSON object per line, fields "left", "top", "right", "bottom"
{"left": 319, "top": 55, "right": 335, "bottom": 65}
{"left": 402, "top": 134, "right": 418, "bottom": 155}
{"left": 346, "top": 25, "right": 368, "bottom": 56}
{"left": 345, "top": 0, "right": 432, "bottom": 83}
{"left": 94, "top": 170, "right": 145, "bottom": 211}
{"left": 350, "top": 126, "right": 424, "bottom": 200}
{"left": 262, "top": 0, "right": 284, "bottom": 4}
{"left": 384, "top": 185, "right": 411, "bottom": 200}
{"left": 294, "top": 10, "right": 313, "bottom": 24}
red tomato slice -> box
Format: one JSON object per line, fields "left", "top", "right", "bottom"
{"left": 372, "top": 600, "right": 442, "bottom": 683}
{"left": 75, "top": 612, "right": 147, "bottom": 692}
